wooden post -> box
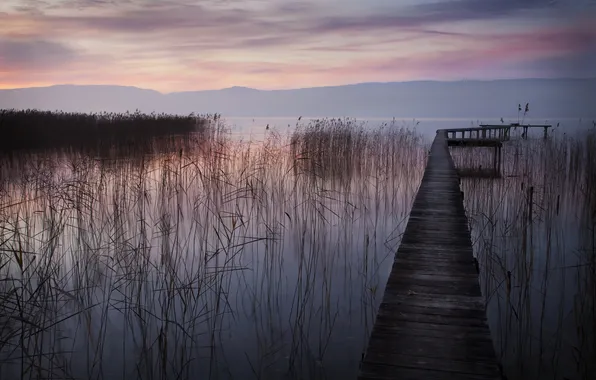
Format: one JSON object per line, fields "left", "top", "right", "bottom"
{"left": 543, "top": 126, "right": 548, "bottom": 139}
{"left": 528, "top": 186, "right": 534, "bottom": 223}
{"left": 493, "top": 146, "right": 498, "bottom": 173}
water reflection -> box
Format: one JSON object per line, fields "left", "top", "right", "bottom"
{"left": 453, "top": 129, "right": 596, "bottom": 380}
{"left": 0, "top": 120, "right": 427, "bottom": 379}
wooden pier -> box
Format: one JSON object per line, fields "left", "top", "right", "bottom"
{"left": 446, "top": 138, "right": 503, "bottom": 178}
{"left": 446, "top": 126, "right": 512, "bottom": 141}
{"left": 358, "top": 130, "right": 503, "bottom": 380}
{"left": 445, "top": 123, "right": 552, "bottom": 141}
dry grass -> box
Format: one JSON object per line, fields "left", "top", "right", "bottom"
{"left": 452, "top": 125, "right": 596, "bottom": 380}
{"left": 0, "top": 109, "right": 214, "bottom": 153}
{"left": 0, "top": 117, "right": 427, "bottom": 379}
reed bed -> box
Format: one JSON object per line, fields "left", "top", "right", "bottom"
{"left": 0, "top": 109, "right": 214, "bottom": 153}
{"left": 0, "top": 117, "right": 427, "bottom": 380}
{"left": 451, "top": 125, "right": 596, "bottom": 380}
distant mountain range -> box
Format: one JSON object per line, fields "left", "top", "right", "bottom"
{"left": 1, "top": 78, "right": 594, "bottom": 118}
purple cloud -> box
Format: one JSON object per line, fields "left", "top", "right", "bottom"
{"left": 0, "top": 39, "right": 79, "bottom": 69}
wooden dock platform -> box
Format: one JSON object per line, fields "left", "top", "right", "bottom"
{"left": 445, "top": 123, "right": 552, "bottom": 141}
{"left": 447, "top": 138, "right": 502, "bottom": 148}
{"left": 456, "top": 168, "right": 501, "bottom": 179}
{"left": 358, "top": 130, "right": 502, "bottom": 380}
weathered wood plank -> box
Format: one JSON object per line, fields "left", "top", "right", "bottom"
{"left": 359, "top": 364, "right": 501, "bottom": 380}
{"left": 363, "top": 352, "right": 501, "bottom": 376}
{"left": 447, "top": 138, "right": 503, "bottom": 147}
{"left": 358, "top": 129, "right": 501, "bottom": 380}
{"left": 375, "top": 308, "right": 489, "bottom": 326}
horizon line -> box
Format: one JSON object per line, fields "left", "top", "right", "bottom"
{"left": 1, "top": 77, "right": 594, "bottom": 94}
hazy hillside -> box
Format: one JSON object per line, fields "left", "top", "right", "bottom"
{"left": 0, "top": 85, "right": 163, "bottom": 114}
{"left": 1, "top": 79, "right": 594, "bottom": 118}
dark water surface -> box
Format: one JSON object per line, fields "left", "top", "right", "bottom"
{"left": 0, "top": 119, "right": 426, "bottom": 379}
{"left": 1, "top": 117, "right": 594, "bottom": 380}
{"left": 452, "top": 130, "right": 595, "bottom": 380}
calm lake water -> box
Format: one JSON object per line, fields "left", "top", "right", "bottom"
{"left": 452, "top": 132, "right": 595, "bottom": 380}
{"left": 225, "top": 116, "right": 592, "bottom": 141}
{"left": 0, "top": 116, "right": 594, "bottom": 380}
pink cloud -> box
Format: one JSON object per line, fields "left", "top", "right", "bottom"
{"left": 0, "top": 2, "right": 594, "bottom": 91}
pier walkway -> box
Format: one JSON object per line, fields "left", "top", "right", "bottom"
{"left": 358, "top": 129, "right": 503, "bottom": 380}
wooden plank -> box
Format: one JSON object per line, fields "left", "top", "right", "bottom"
{"left": 370, "top": 322, "right": 493, "bottom": 340}
{"left": 359, "top": 129, "right": 501, "bottom": 380}
{"left": 359, "top": 364, "right": 501, "bottom": 380}
{"left": 384, "top": 272, "right": 479, "bottom": 282}
{"left": 479, "top": 124, "right": 551, "bottom": 128}
{"left": 397, "top": 243, "right": 474, "bottom": 252}
{"left": 362, "top": 352, "right": 501, "bottom": 376}
{"left": 380, "top": 293, "right": 485, "bottom": 308}
{"left": 376, "top": 302, "right": 487, "bottom": 319}
{"left": 392, "top": 256, "right": 476, "bottom": 265}
{"left": 384, "top": 278, "right": 482, "bottom": 297}
{"left": 386, "top": 262, "right": 478, "bottom": 276}
{"left": 375, "top": 307, "right": 489, "bottom": 326}
{"left": 447, "top": 138, "right": 502, "bottom": 147}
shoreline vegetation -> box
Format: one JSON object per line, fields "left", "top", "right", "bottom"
{"left": 0, "top": 109, "right": 594, "bottom": 379}
{"left": 0, "top": 113, "right": 427, "bottom": 379}
{"left": 450, "top": 125, "right": 595, "bottom": 379}
{"left": 0, "top": 109, "right": 215, "bottom": 153}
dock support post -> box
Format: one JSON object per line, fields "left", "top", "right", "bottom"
{"left": 528, "top": 186, "right": 534, "bottom": 223}
{"left": 543, "top": 126, "right": 548, "bottom": 139}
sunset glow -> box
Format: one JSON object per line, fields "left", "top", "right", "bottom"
{"left": 1, "top": 0, "right": 595, "bottom": 92}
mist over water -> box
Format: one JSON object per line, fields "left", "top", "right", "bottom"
{"left": 451, "top": 129, "right": 596, "bottom": 380}
{"left": 0, "top": 115, "right": 594, "bottom": 379}
{"left": 226, "top": 116, "right": 594, "bottom": 142}
{"left": 0, "top": 118, "right": 426, "bottom": 379}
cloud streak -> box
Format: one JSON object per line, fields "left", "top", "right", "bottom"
{"left": 0, "top": 39, "right": 78, "bottom": 68}
{"left": 0, "top": 0, "right": 594, "bottom": 91}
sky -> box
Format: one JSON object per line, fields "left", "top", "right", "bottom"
{"left": 0, "top": 0, "right": 595, "bottom": 92}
